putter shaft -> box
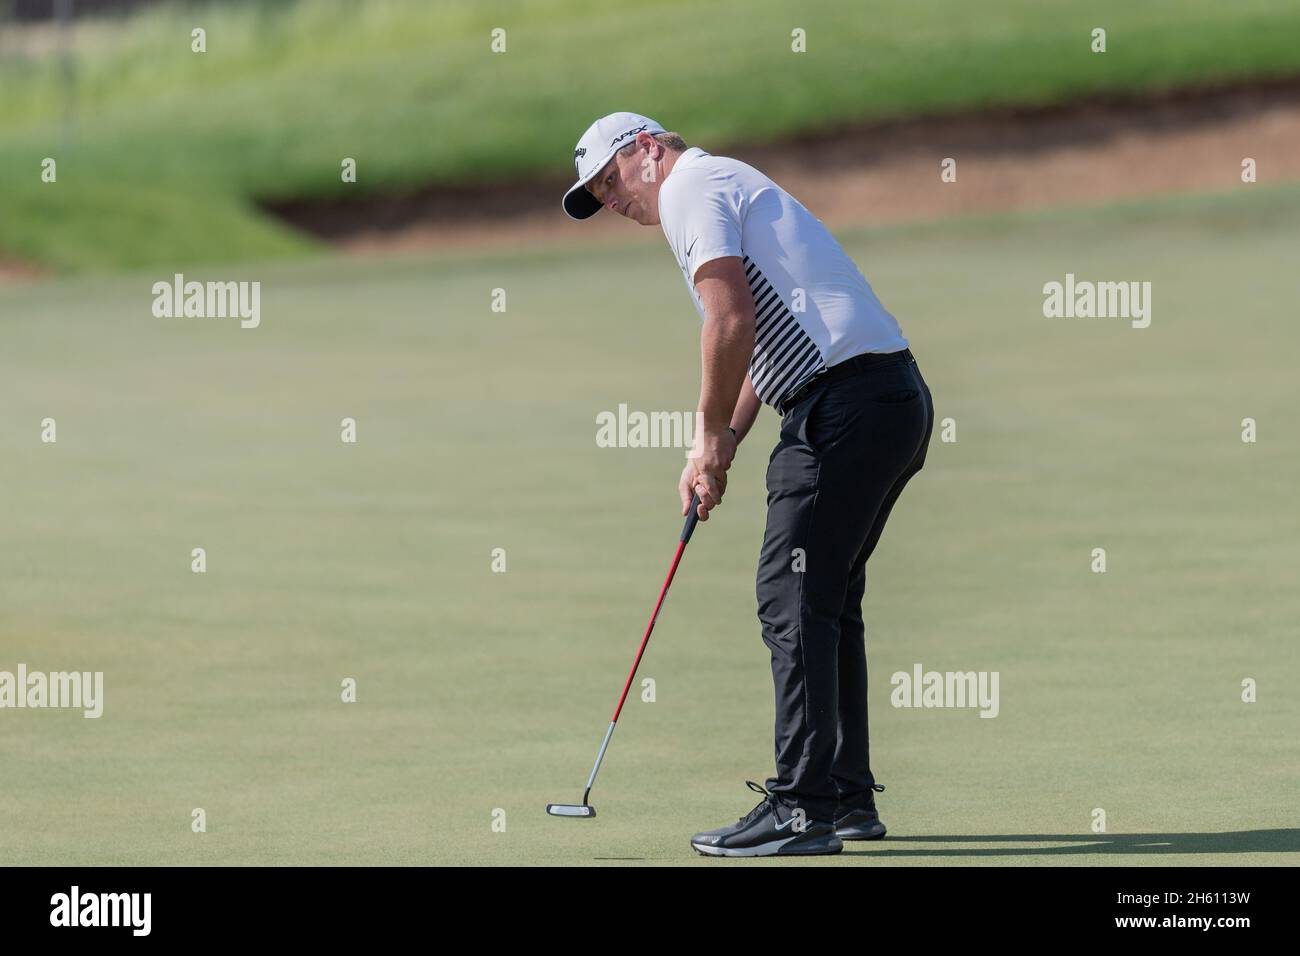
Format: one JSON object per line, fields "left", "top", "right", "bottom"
{"left": 566, "top": 491, "right": 703, "bottom": 811}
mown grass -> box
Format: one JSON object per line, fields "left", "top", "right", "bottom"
{"left": 2, "top": 184, "right": 1298, "bottom": 864}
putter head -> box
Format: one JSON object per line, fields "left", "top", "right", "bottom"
{"left": 546, "top": 803, "right": 596, "bottom": 819}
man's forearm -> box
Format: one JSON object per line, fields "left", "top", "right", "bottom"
{"left": 729, "top": 373, "right": 761, "bottom": 444}
{"left": 699, "top": 311, "right": 754, "bottom": 431}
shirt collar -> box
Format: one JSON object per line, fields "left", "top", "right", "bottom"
{"left": 672, "top": 146, "right": 709, "bottom": 171}
{"left": 659, "top": 148, "right": 708, "bottom": 223}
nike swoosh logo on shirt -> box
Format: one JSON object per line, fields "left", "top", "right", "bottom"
{"left": 686, "top": 238, "right": 698, "bottom": 258}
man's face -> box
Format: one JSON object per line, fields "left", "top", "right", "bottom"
{"left": 586, "top": 137, "right": 661, "bottom": 226}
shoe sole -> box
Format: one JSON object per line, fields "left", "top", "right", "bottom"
{"left": 836, "top": 822, "right": 887, "bottom": 841}
{"left": 691, "top": 832, "right": 844, "bottom": 857}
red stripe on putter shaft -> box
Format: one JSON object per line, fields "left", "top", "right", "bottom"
{"left": 610, "top": 538, "right": 689, "bottom": 724}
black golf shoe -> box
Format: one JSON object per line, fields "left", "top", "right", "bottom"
{"left": 690, "top": 781, "right": 843, "bottom": 857}
{"left": 834, "top": 783, "right": 887, "bottom": 840}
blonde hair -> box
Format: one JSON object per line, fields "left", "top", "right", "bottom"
{"left": 618, "top": 131, "right": 688, "bottom": 157}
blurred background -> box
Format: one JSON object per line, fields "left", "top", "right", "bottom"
{"left": 2, "top": 0, "right": 1297, "bottom": 866}
{"left": 4, "top": 0, "right": 1300, "bottom": 272}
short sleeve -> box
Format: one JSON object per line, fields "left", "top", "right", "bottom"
{"left": 659, "top": 171, "right": 744, "bottom": 285}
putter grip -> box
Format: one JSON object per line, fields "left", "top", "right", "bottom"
{"left": 680, "top": 492, "right": 701, "bottom": 543}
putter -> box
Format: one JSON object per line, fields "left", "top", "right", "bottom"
{"left": 547, "top": 489, "right": 707, "bottom": 819}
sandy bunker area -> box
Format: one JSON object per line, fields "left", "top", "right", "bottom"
{"left": 267, "top": 80, "right": 1300, "bottom": 256}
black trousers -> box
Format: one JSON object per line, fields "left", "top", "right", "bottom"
{"left": 756, "top": 351, "right": 934, "bottom": 821}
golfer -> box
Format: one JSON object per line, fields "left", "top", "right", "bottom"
{"left": 563, "top": 112, "right": 934, "bottom": 857}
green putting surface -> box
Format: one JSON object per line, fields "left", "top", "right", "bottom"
{"left": 1, "top": 185, "right": 1297, "bottom": 865}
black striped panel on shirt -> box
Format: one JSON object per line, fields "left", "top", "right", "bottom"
{"left": 742, "top": 255, "right": 824, "bottom": 412}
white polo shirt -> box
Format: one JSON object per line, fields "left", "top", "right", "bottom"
{"left": 657, "top": 147, "right": 908, "bottom": 414}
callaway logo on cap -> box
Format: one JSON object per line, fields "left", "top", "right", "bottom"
{"left": 562, "top": 111, "right": 666, "bottom": 220}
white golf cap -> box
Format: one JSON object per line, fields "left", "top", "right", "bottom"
{"left": 562, "top": 111, "right": 666, "bottom": 220}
